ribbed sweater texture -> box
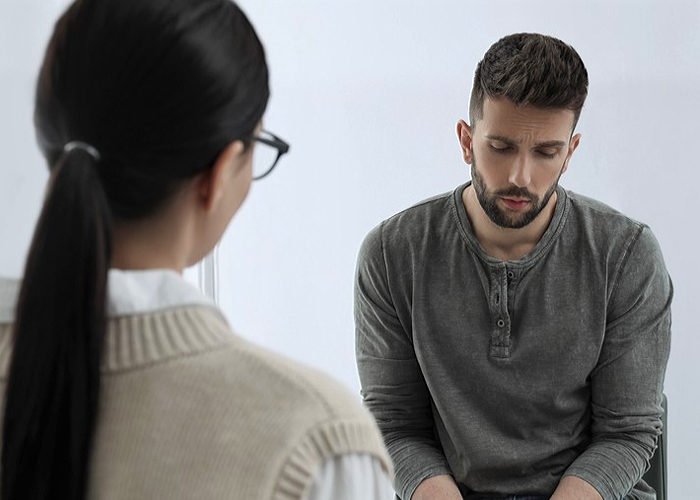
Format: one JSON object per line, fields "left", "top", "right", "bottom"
{"left": 0, "top": 305, "right": 392, "bottom": 499}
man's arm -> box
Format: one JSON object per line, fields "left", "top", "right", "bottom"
{"left": 560, "top": 226, "right": 672, "bottom": 500}
{"left": 355, "top": 223, "right": 455, "bottom": 500}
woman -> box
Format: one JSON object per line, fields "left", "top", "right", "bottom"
{"left": 0, "top": 0, "right": 393, "bottom": 499}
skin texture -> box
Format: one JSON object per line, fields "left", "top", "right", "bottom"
{"left": 110, "top": 126, "right": 259, "bottom": 272}
{"left": 456, "top": 97, "right": 581, "bottom": 261}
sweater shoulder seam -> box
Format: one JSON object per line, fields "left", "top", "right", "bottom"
{"left": 607, "top": 224, "right": 647, "bottom": 308}
{"left": 568, "top": 191, "right": 645, "bottom": 228}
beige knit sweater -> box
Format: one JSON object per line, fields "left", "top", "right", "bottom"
{"left": 0, "top": 274, "right": 391, "bottom": 499}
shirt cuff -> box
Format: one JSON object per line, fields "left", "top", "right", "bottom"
{"left": 399, "top": 465, "right": 455, "bottom": 500}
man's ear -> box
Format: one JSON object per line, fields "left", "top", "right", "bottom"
{"left": 196, "top": 140, "right": 246, "bottom": 213}
{"left": 456, "top": 119, "right": 474, "bottom": 164}
{"left": 562, "top": 133, "right": 582, "bottom": 174}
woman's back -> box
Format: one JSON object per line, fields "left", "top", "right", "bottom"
{"left": 0, "top": 270, "right": 391, "bottom": 499}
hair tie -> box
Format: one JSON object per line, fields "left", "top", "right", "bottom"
{"left": 63, "top": 141, "right": 101, "bottom": 162}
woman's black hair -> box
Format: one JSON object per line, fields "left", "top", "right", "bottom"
{"left": 1, "top": 0, "right": 269, "bottom": 498}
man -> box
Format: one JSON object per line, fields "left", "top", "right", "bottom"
{"left": 355, "top": 33, "right": 672, "bottom": 500}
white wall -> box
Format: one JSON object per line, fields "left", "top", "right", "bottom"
{"left": 1, "top": 0, "right": 697, "bottom": 497}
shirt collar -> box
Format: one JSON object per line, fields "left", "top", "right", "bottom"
{"left": 0, "top": 268, "right": 216, "bottom": 323}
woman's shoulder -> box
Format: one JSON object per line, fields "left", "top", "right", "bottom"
{"left": 205, "top": 334, "right": 375, "bottom": 424}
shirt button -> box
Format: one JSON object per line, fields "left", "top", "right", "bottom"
{"left": 497, "top": 319, "right": 505, "bottom": 328}
{"left": 507, "top": 271, "right": 515, "bottom": 279}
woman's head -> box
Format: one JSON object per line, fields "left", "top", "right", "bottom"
{"left": 2, "top": 1, "right": 268, "bottom": 498}
{"left": 36, "top": 0, "right": 269, "bottom": 229}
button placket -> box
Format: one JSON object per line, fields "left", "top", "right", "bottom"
{"left": 505, "top": 266, "right": 519, "bottom": 318}
{"left": 489, "top": 266, "right": 511, "bottom": 358}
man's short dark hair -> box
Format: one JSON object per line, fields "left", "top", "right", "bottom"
{"left": 469, "top": 33, "right": 589, "bottom": 131}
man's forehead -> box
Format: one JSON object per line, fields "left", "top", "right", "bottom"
{"left": 480, "top": 97, "right": 575, "bottom": 140}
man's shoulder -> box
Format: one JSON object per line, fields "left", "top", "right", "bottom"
{"left": 360, "top": 185, "right": 461, "bottom": 255}
{"left": 561, "top": 190, "right": 670, "bottom": 278}
{"left": 565, "top": 189, "right": 647, "bottom": 237}
{"left": 385, "top": 187, "right": 455, "bottom": 227}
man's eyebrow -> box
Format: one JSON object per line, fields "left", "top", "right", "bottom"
{"left": 485, "top": 135, "right": 518, "bottom": 146}
{"left": 485, "top": 135, "right": 567, "bottom": 148}
{"left": 535, "top": 140, "right": 567, "bottom": 148}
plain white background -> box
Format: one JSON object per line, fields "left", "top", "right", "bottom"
{"left": 1, "top": 0, "right": 697, "bottom": 497}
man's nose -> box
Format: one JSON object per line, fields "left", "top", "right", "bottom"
{"left": 508, "top": 155, "right": 531, "bottom": 188}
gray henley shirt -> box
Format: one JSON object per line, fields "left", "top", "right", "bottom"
{"left": 355, "top": 182, "right": 672, "bottom": 500}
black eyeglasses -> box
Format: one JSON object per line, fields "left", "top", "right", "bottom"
{"left": 250, "top": 129, "right": 290, "bottom": 181}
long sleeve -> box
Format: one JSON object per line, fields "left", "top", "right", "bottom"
{"left": 355, "top": 223, "right": 453, "bottom": 500}
{"left": 563, "top": 226, "right": 673, "bottom": 499}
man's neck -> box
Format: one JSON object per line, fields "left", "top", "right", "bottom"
{"left": 462, "top": 185, "right": 558, "bottom": 262}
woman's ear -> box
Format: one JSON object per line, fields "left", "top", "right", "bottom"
{"left": 196, "top": 140, "right": 246, "bottom": 213}
{"left": 456, "top": 119, "right": 474, "bottom": 164}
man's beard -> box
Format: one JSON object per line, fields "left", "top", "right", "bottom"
{"left": 470, "top": 156, "right": 562, "bottom": 229}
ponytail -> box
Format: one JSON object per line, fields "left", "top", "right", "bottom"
{"left": 1, "top": 148, "right": 112, "bottom": 500}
